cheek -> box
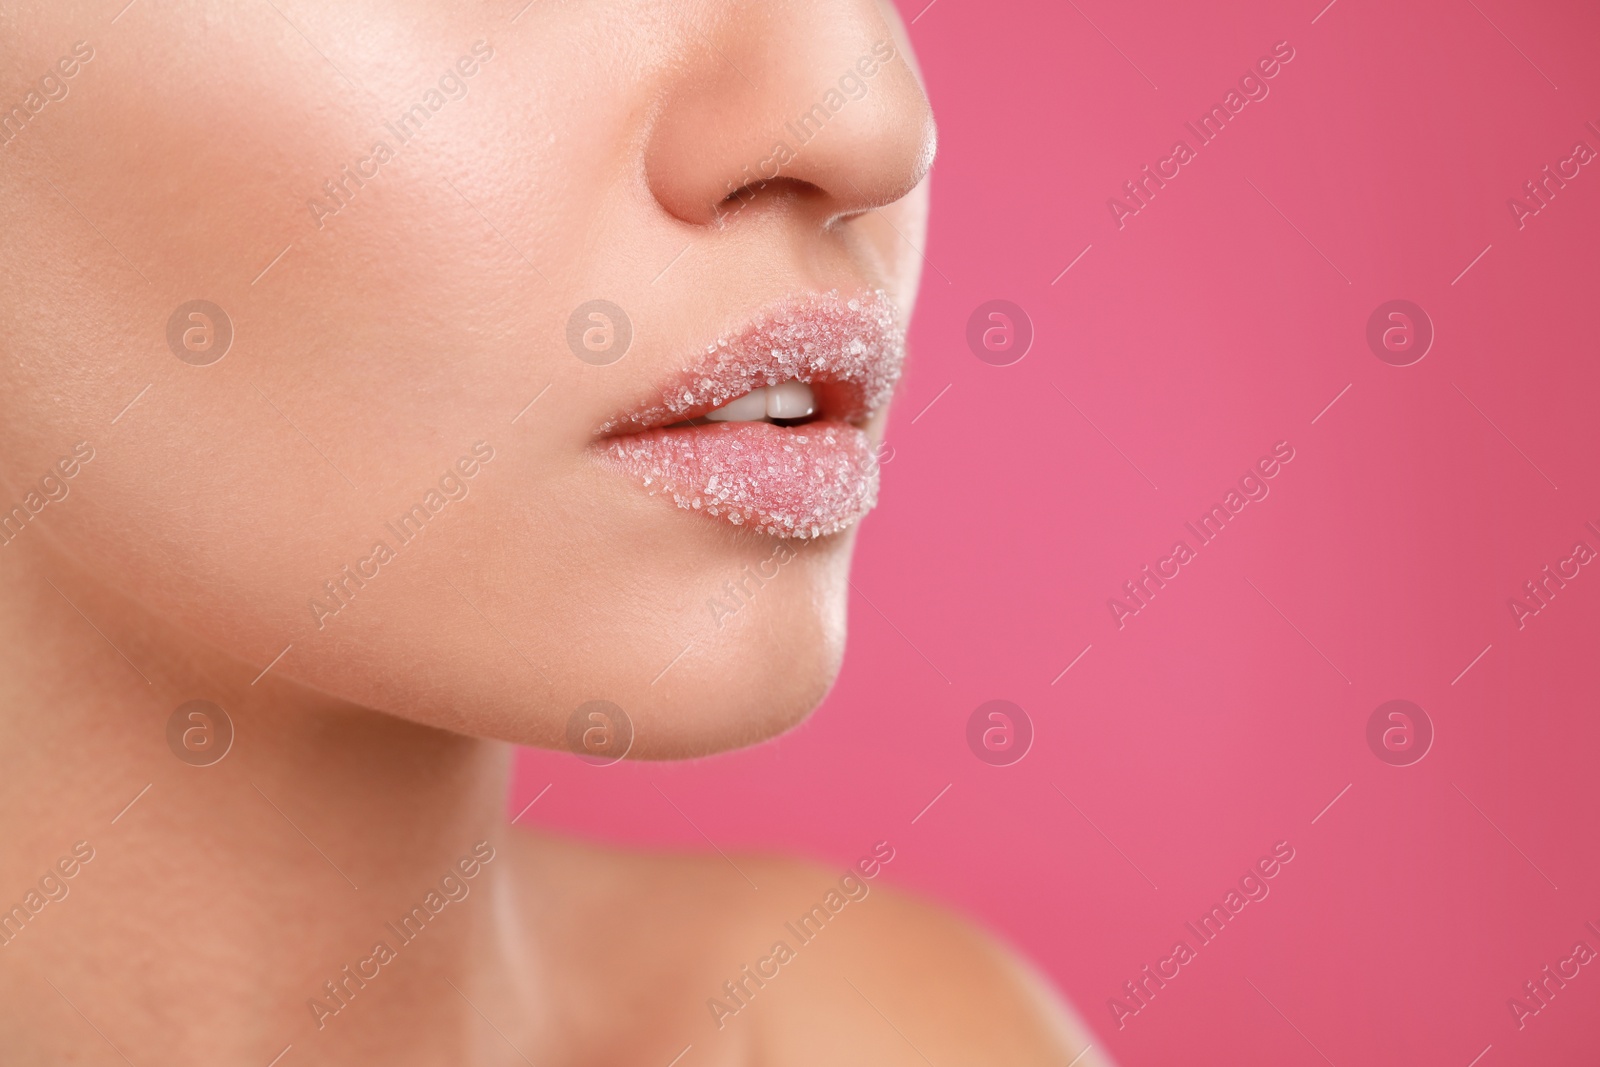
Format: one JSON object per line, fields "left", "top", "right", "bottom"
{"left": 851, "top": 179, "right": 932, "bottom": 308}
{"left": 0, "top": 16, "right": 587, "bottom": 721}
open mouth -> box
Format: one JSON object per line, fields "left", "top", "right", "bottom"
{"left": 666, "top": 379, "right": 823, "bottom": 428}
{"left": 596, "top": 290, "right": 904, "bottom": 539}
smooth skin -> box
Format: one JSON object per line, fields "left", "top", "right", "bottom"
{"left": 0, "top": 1, "right": 1111, "bottom": 1062}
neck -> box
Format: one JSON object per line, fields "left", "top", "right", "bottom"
{"left": 0, "top": 543, "right": 537, "bottom": 1064}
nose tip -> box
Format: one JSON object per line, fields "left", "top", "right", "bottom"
{"left": 644, "top": 2, "right": 937, "bottom": 228}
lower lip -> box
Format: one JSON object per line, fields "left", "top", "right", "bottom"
{"left": 599, "top": 421, "right": 879, "bottom": 539}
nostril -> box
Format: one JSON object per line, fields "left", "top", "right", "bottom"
{"left": 712, "top": 177, "right": 826, "bottom": 224}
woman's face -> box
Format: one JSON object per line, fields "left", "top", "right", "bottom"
{"left": 0, "top": 1, "right": 934, "bottom": 756}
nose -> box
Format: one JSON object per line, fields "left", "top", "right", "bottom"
{"left": 644, "top": 0, "right": 937, "bottom": 227}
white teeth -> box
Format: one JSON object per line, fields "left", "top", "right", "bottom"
{"left": 703, "top": 390, "right": 769, "bottom": 422}
{"left": 766, "top": 380, "right": 816, "bottom": 419}
{"left": 703, "top": 380, "right": 816, "bottom": 422}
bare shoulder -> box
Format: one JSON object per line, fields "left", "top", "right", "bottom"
{"left": 511, "top": 830, "right": 1111, "bottom": 1066}
{"left": 741, "top": 853, "right": 1112, "bottom": 1066}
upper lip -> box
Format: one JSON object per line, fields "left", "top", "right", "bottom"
{"left": 596, "top": 289, "right": 906, "bottom": 436}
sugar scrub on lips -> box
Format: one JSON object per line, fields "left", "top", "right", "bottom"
{"left": 606, "top": 422, "right": 880, "bottom": 538}
{"left": 598, "top": 289, "right": 904, "bottom": 435}
{"left": 600, "top": 290, "right": 905, "bottom": 539}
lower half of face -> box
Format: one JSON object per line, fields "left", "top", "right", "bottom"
{"left": 0, "top": 0, "right": 934, "bottom": 757}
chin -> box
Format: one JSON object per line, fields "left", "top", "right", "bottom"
{"left": 617, "top": 532, "right": 856, "bottom": 759}
{"left": 482, "top": 518, "right": 859, "bottom": 761}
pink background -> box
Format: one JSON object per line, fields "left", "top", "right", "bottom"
{"left": 514, "top": 1, "right": 1600, "bottom": 1062}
